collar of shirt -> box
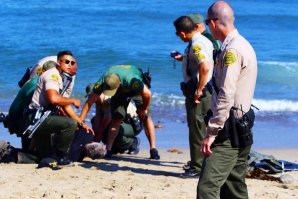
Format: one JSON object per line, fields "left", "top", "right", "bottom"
{"left": 191, "top": 32, "right": 203, "bottom": 43}
{"left": 221, "top": 29, "right": 239, "bottom": 51}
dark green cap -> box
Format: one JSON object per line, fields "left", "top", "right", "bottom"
{"left": 42, "top": 60, "right": 58, "bottom": 71}
{"left": 188, "top": 13, "right": 204, "bottom": 24}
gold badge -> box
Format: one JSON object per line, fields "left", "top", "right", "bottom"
{"left": 224, "top": 51, "right": 237, "bottom": 66}
{"left": 51, "top": 74, "right": 60, "bottom": 82}
{"left": 193, "top": 45, "right": 202, "bottom": 55}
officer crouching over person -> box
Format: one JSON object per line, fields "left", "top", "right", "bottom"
{"left": 23, "top": 50, "right": 93, "bottom": 166}
{"left": 80, "top": 64, "right": 160, "bottom": 160}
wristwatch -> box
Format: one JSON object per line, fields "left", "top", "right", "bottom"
{"left": 78, "top": 121, "right": 84, "bottom": 127}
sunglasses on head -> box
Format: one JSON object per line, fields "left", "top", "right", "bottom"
{"left": 64, "top": 59, "right": 76, "bottom": 66}
{"left": 205, "top": 18, "right": 218, "bottom": 26}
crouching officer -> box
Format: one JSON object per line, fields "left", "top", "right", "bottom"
{"left": 80, "top": 65, "right": 160, "bottom": 160}
{"left": 24, "top": 51, "right": 92, "bottom": 165}
{"left": 85, "top": 84, "right": 142, "bottom": 155}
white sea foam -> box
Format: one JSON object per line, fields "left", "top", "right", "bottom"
{"left": 259, "top": 61, "right": 298, "bottom": 73}
{"left": 253, "top": 99, "right": 298, "bottom": 112}
{"left": 152, "top": 92, "right": 298, "bottom": 112}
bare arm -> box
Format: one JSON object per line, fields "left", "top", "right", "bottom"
{"left": 137, "top": 84, "right": 151, "bottom": 120}
{"left": 46, "top": 89, "right": 80, "bottom": 108}
{"left": 194, "top": 61, "right": 209, "bottom": 104}
{"left": 79, "top": 92, "right": 99, "bottom": 121}
{"left": 63, "top": 104, "right": 94, "bottom": 134}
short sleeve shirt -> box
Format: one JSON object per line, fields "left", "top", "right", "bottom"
{"left": 29, "top": 56, "right": 57, "bottom": 79}
{"left": 29, "top": 67, "right": 63, "bottom": 109}
{"left": 93, "top": 65, "right": 144, "bottom": 97}
{"left": 182, "top": 32, "right": 214, "bottom": 83}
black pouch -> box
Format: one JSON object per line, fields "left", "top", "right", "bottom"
{"left": 18, "top": 67, "right": 32, "bottom": 88}
{"left": 184, "top": 78, "right": 197, "bottom": 98}
{"left": 180, "top": 82, "right": 187, "bottom": 96}
{"left": 230, "top": 108, "right": 254, "bottom": 148}
{"left": 236, "top": 108, "right": 254, "bottom": 147}
{"left": 214, "top": 119, "right": 230, "bottom": 143}
{"left": 139, "top": 68, "right": 151, "bottom": 88}
{"left": 130, "top": 115, "right": 143, "bottom": 133}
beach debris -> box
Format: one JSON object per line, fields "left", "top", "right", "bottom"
{"left": 154, "top": 121, "right": 163, "bottom": 129}
{"left": 246, "top": 167, "right": 279, "bottom": 182}
{"left": 279, "top": 174, "right": 295, "bottom": 184}
{"left": 154, "top": 124, "right": 163, "bottom": 128}
{"left": 167, "top": 148, "right": 183, "bottom": 154}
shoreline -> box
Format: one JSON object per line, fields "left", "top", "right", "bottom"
{"left": 0, "top": 148, "right": 298, "bottom": 199}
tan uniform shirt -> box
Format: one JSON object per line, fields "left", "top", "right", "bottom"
{"left": 29, "top": 67, "right": 73, "bottom": 109}
{"left": 29, "top": 56, "right": 57, "bottom": 79}
{"left": 207, "top": 29, "right": 257, "bottom": 136}
{"left": 182, "top": 32, "right": 214, "bottom": 83}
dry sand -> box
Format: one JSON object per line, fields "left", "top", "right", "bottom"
{"left": 0, "top": 148, "right": 298, "bottom": 199}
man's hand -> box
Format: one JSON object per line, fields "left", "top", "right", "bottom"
{"left": 194, "top": 90, "right": 203, "bottom": 104}
{"left": 201, "top": 135, "right": 216, "bottom": 157}
{"left": 170, "top": 50, "right": 183, "bottom": 61}
{"left": 81, "top": 123, "right": 95, "bottom": 135}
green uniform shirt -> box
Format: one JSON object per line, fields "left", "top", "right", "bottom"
{"left": 9, "top": 76, "right": 39, "bottom": 119}
{"left": 202, "top": 30, "right": 220, "bottom": 50}
{"left": 93, "top": 65, "right": 144, "bottom": 97}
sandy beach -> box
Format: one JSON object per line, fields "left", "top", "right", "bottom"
{"left": 0, "top": 148, "right": 297, "bottom": 199}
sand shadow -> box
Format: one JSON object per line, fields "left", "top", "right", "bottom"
{"left": 106, "top": 154, "right": 184, "bottom": 168}
{"left": 79, "top": 160, "right": 182, "bottom": 177}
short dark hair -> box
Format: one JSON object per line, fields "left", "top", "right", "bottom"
{"left": 174, "top": 16, "right": 195, "bottom": 33}
{"left": 57, "top": 50, "right": 73, "bottom": 60}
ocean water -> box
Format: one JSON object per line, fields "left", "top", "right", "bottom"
{"left": 0, "top": 0, "right": 298, "bottom": 149}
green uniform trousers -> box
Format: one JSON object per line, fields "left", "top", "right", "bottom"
{"left": 197, "top": 139, "right": 251, "bottom": 199}
{"left": 30, "top": 114, "right": 77, "bottom": 159}
{"left": 112, "top": 122, "right": 140, "bottom": 153}
{"left": 185, "top": 90, "right": 211, "bottom": 173}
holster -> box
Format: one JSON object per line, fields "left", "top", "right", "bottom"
{"left": 213, "top": 108, "right": 255, "bottom": 148}
{"left": 180, "top": 79, "right": 212, "bottom": 99}
{"left": 129, "top": 115, "right": 143, "bottom": 133}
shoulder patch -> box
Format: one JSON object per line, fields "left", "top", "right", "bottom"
{"left": 198, "top": 53, "right": 205, "bottom": 61}
{"left": 50, "top": 74, "right": 60, "bottom": 82}
{"left": 224, "top": 51, "right": 237, "bottom": 66}
{"left": 193, "top": 45, "right": 202, "bottom": 55}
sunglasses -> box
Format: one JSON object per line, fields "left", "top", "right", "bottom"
{"left": 205, "top": 18, "right": 218, "bottom": 26}
{"left": 64, "top": 59, "right": 76, "bottom": 66}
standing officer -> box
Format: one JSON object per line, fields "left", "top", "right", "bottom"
{"left": 173, "top": 16, "right": 214, "bottom": 178}
{"left": 198, "top": 1, "right": 257, "bottom": 198}
{"left": 80, "top": 65, "right": 160, "bottom": 160}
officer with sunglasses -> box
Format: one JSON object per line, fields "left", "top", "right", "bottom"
{"left": 173, "top": 16, "right": 214, "bottom": 178}
{"left": 197, "top": 1, "right": 257, "bottom": 198}
{"left": 24, "top": 50, "right": 93, "bottom": 165}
